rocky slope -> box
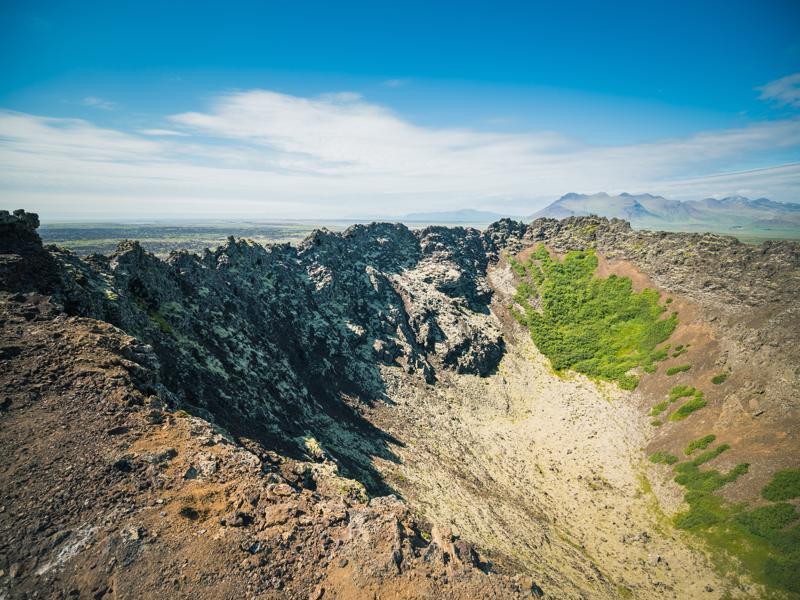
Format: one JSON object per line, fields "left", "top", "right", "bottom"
{"left": 1, "top": 209, "right": 799, "bottom": 599}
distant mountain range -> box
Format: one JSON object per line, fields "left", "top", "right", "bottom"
{"left": 400, "top": 208, "right": 511, "bottom": 223}
{"left": 530, "top": 193, "right": 800, "bottom": 238}
{"left": 394, "top": 194, "right": 799, "bottom": 240}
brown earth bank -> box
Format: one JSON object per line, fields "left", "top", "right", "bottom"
{"left": 1, "top": 209, "right": 799, "bottom": 599}
{"left": 0, "top": 295, "right": 536, "bottom": 600}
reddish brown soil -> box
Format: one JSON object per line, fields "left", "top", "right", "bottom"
{"left": 0, "top": 294, "right": 537, "bottom": 600}
{"left": 595, "top": 255, "right": 799, "bottom": 504}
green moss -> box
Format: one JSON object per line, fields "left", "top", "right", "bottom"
{"left": 650, "top": 451, "right": 679, "bottom": 465}
{"left": 762, "top": 469, "right": 800, "bottom": 501}
{"left": 764, "top": 554, "right": 800, "bottom": 594}
{"left": 673, "top": 436, "right": 800, "bottom": 598}
{"left": 650, "top": 400, "right": 670, "bottom": 417}
{"left": 673, "top": 459, "right": 743, "bottom": 493}
{"left": 691, "top": 443, "right": 730, "bottom": 466}
{"left": 711, "top": 372, "right": 728, "bottom": 385}
{"left": 666, "top": 363, "right": 692, "bottom": 376}
{"left": 650, "top": 419, "right": 662, "bottom": 427}
{"left": 650, "top": 347, "right": 669, "bottom": 362}
{"left": 736, "top": 503, "right": 799, "bottom": 540}
{"left": 671, "top": 344, "right": 689, "bottom": 358}
{"left": 669, "top": 385, "right": 697, "bottom": 402}
{"left": 673, "top": 489, "right": 729, "bottom": 529}
{"left": 731, "top": 505, "right": 800, "bottom": 593}
{"left": 508, "top": 256, "right": 526, "bottom": 277}
{"left": 617, "top": 374, "right": 639, "bottom": 391}
{"left": 148, "top": 309, "right": 173, "bottom": 335}
{"left": 671, "top": 460, "right": 750, "bottom": 530}
{"left": 667, "top": 450, "right": 800, "bottom": 596}
{"left": 661, "top": 386, "right": 706, "bottom": 421}
{"left": 685, "top": 434, "right": 716, "bottom": 455}
{"left": 670, "top": 397, "right": 708, "bottom": 420}
{"left": 511, "top": 245, "right": 676, "bottom": 390}
{"left": 650, "top": 386, "right": 702, "bottom": 419}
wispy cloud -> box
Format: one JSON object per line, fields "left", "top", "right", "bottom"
{"left": 317, "top": 91, "right": 363, "bottom": 103}
{"left": 137, "top": 128, "right": 189, "bottom": 137}
{"left": 1, "top": 89, "right": 799, "bottom": 219}
{"left": 81, "top": 96, "right": 117, "bottom": 111}
{"left": 758, "top": 73, "right": 800, "bottom": 109}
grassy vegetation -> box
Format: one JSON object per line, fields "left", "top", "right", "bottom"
{"left": 650, "top": 386, "right": 707, "bottom": 421}
{"left": 711, "top": 372, "right": 728, "bottom": 385}
{"left": 685, "top": 434, "right": 716, "bottom": 455}
{"left": 661, "top": 446, "right": 800, "bottom": 595}
{"left": 650, "top": 451, "right": 679, "bottom": 465}
{"left": 762, "top": 469, "right": 800, "bottom": 502}
{"left": 666, "top": 363, "right": 692, "bottom": 376}
{"left": 649, "top": 400, "right": 671, "bottom": 417}
{"left": 670, "top": 395, "right": 707, "bottom": 421}
{"left": 649, "top": 347, "right": 669, "bottom": 362}
{"left": 691, "top": 443, "right": 731, "bottom": 466}
{"left": 669, "top": 385, "right": 696, "bottom": 402}
{"left": 733, "top": 503, "right": 800, "bottom": 594}
{"left": 510, "top": 246, "right": 676, "bottom": 390}
{"left": 736, "top": 503, "right": 798, "bottom": 539}
{"left": 671, "top": 343, "right": 689, "bottom": 358}
{"left": 673, "top": 464, "right": 749, "bottom": 526}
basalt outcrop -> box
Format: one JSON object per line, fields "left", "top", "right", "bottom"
{"left": 1, "top": 209, "right": 799, "bottom": 600}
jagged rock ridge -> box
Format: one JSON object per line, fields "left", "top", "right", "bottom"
{"left": 2, "top": 208, "right": 799, "bottom": 600}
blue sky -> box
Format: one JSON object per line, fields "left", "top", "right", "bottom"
{"left": 1, "top": 0, "right": 799, "bottom": 219}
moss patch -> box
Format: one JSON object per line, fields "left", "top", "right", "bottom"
{"left": 650, "top": 451, "right": 679, "bottom": 465}
{"left": 650, "top": 386, "right": 707, "bottom": 421}
{"left": 762, "top": 469, "right": 800, "bottom": 502}
{"left": 670, "top": 396, "right": 707, "bottom": 421}
{"left": 685, "top": 434, "right": 717, "bottom": 455}
{"left": 650, "top": 400, "right": 671, "bottom": 417}
{"left": 711, "top": 372, "right": 728, "bottom": 385}
{"left": 664, "top": 447, "right": 800, "bottom": 595}
{"left": 669, "top": 385, "right": 696, "bottom": 402}
{"left": 671, "top": 344, "right": 690, "bottom": 358}
{"left": 666, "top": 363, "right": 692, "bottom": 376}
{"left": 511, "top": 245, "right": 676, "bottom": 390}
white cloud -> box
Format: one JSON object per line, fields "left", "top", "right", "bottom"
{"left": 758, "top": 73, "right": 800, "bottom": 109}
{"left": 137, "top": 128, "right": 189, "bottom": 137}
{"left": 317, "top": 91, "right": 363, "bottom": 103}
{"left": 81, "top": 96, "right": 117, "bottom": 111}
{"left": 0, "top": 89, "right": 799, "bottom": 220}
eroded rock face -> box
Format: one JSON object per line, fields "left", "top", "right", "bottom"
{"left": 0, "top": 214, "right": 507, "bottom": 494}
{"left": 0, "top": 294, "right": 533, "bottom": 600}
{"left": 0, "top": 213, "right": 536, "bottom": 600}
{"left": 0, "top": 209, "right": 61, "bottom": 294}
{"left": 4, "top": 213, "right": 797, "bottom": 479}
{"left": 2, "top": 211, "right": 798, "bottom": 600}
